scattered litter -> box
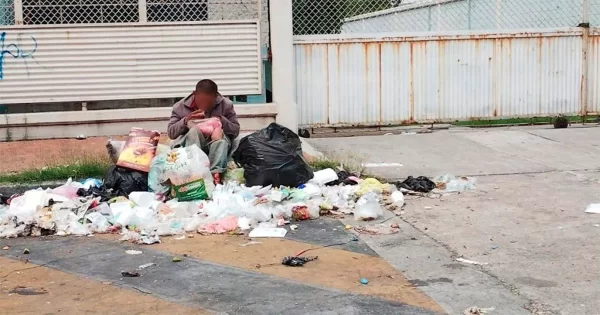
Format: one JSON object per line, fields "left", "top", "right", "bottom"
{"left": 309, "top": 168, "right": 339, "bottom": 186}
{"left": 239, "top": 241, "right": 262, "bottom": 247}
{"left": 126, "top": 250, "right": 143, "bottom": 255}
{"left": 360, "top": 278, "right": 369, "bottom": 285}
{"left": 434, "top": 174, "right": 476, "bottom": 192}
{"left": 76, "top": 134, "right": 87, "bottom": 140}
{"left": 248, "top": 227, "right": 288, "bottom": 238}
{"left": 138, "top": 263, "right": 156, "bottom": 270}
{"left": 121, "top": 271, "right": 140, "bottom": 277}
{"left": 281, "top": 256, "right": 318, "bottom": 267}
{"left": 2, "top": 246, "right": 9, "bottom": 250}
{"left": 345, "top": 225, "right": 352, "bottom": 230}
{"left": 464, "top": 306, "right": 495, "bottom": 314}
{"left": 139, "top": 234, "right": 161, "bottom": 245}
{"left": 390, "top": 223, "right": 399, "bottom": 229}
{"left": 22, "top": 248, "right": 30, "bottom": 255}
{"left": 172, "top": 257, "right": 182, "bottom": 262}
{"left": 354, "top": 192, "right": 383, "bottom": 221}
{"left": 585, "top": 204, "right": 600, "bottom": 214}
{"left": 456, "top": 258, "right": 488, "bottom": 265}
{"left": 393, "top": 176, "right": 436, "bottom": 193}
{"left": 290, "top": 224, "right": 298, "bottom": 231}
{"left": 102, "top": 281, "right": 112, "bottom": 285}
{"left": 354, "top": 224, "right": 400, "bottom": 235}
{"left": 390, "top": 191, "right": 405, "bottom": 208}
{"left": 198, "top": 216, "right": 238, "bottom": 234}
{"left": 174, "top": 235, "right": 186, "bottom": 240}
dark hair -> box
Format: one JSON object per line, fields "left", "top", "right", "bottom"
{"left": 195, "top": 79, "right": 218, "bottom": 96}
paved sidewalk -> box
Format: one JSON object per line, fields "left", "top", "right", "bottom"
{"left": 308, "top": 125, "right": 600, "bottom": 315}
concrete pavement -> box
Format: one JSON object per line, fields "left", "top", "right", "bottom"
{"left": 308, "top": 125, "right": 600, "bottom": 315}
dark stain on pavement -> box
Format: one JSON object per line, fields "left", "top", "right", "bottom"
{"left": 409, "top": 278, "right": 454, "bottom": 287}
{"left": 515, "top": 277, "right": 558, "bottom": 288}
{"left": 442, "top": 263, "right": 465, "bottom": 270}
{"left": 9, "top": 286, "right": 48, "bottom": 295}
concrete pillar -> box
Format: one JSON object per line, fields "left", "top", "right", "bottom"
{"left": 269, "top": 0, "right": 298, "bottom": 132}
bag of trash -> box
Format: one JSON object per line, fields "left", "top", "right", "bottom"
{"left": 233, "top": 123, "right": 314, "bottom": 187}
{"left": 103, "top": 165, "right": 149, "bottom": 197}
{"left": 116, "top": 128, "right": 161, "bottom": 173}
{"left": 354, "top": 192, "right": 383, "bottom": 221}
{"left": 148, "top": 152, "right": 170, "bottom": 195}
{"left": 164, "top": 145, "right": 215, "bottom": 201}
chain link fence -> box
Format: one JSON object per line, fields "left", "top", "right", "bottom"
{"left": 293, "top": 0, "right": 595, "bottom": 35}
{"left": 0, "top": 0, "right": 258, "bottom": 25}
{"left": 0, "top": 0, "right": 14, "bottom": 24}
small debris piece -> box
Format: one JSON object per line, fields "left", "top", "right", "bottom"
{"left": 345, "top": 225, "right": 352, "bottom": 230}
{"left": 456, "top": 257, "right": 488, "bottom": 265}
{"left": 172, "top": 257, "right": 182, "bottom": 262}
{"left": 240, "top": 241, "right": 262, "bottom": 247}
{"left": 183, "top": 254, "right": 188, "bottom": 257}
{"left": 390, "top": 223, "right": 400, "bottom": 229}
{"left": 138, "top": 263, "right": 156, "bottom": 270}
{"left": 2, "top": 246, "right": 9, "bottom": 250}
{"left": 360, "top": 278, "right": 369, "bottom": 285}
{"left": 102, "top": 282, "right": 112, "bottom": 285}
{"left": 121, "top": 271, "right": 140, "bottom": 277}
{"left": 9, "top": 286, "right": 48, "bottom": 295}
{"left": 464, "top": 306, "right": 495, "bottom": 314}
{"left": 22, "top": 248, "right": 30, "bottom": 255}
{"left": 281, "top": 256, "right": 318, "bottom": 267}
{"left": 125, "top": 250, "right": 143, "bottom": 255}
{"left": 290, "top": 224, "right": 298, "bottom": 231}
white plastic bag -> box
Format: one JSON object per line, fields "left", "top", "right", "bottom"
{"left": 391, "top": 191, "right": 405, "bottom": 208}
{"left": 354, "top": 192, "right": 383, "bottom": 221}
{"left": 164, "top": 145, "right": 215, "bottom": 201}
{"left": 309, "top": 168, "right": 339, "bottom": 186}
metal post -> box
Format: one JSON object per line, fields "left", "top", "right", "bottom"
{"left": 139, "top": 0, "right": 147, "bottom": 23}
{"left": 13, "top": 0, "right": 23, "bottom": 25}
{"left": 581, "top": 0, "right": 590, "bottom": 121}
{"left": 467, "top": 0, "right": 472, "bottom": 30}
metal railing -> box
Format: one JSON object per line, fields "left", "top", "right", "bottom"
{"left": 293, "top": 0, "right": 595, "bottom": 35}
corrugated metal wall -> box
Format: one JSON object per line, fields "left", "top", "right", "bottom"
{"left": 294, "top": 28, "right": 588, "bottom": 127}
{"left": 0, "top": 22, "right": 262, "bottom": 104}
{"left": 589, "top": 29, "right": 600, "bottom": 113}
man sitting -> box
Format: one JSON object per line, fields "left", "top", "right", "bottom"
{"left": 167, "top": 79, "right": 240, "bottom": 184}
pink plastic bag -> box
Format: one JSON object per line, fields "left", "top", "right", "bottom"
{"left": 198, "top": 215, "right": 238, "bottom": 234}
{"left": 191, "top": 118, "right": 222, "bottom": 137}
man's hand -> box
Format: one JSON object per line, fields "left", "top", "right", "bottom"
{"left": 184, "top": 110, "right": 205, "bottom": 124}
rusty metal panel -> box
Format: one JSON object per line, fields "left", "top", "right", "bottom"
{"left": 294, "top": 28, "right": 584, "bottom": 127}
{"left": 0, "top": 21, "right": 262, "bottom": 104}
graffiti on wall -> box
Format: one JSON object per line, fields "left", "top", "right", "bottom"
{"left": 0, "top": 31, "right": 38, "bottom": 80}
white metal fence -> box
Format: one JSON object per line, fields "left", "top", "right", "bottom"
{"left": 293, "top": 0, "right": 598, "bottom": 35}
{"left": 0, "top": 0, "right": 263, "bottom": 105}
{"left": 294, "top": 28, "right": 595, "bottom": 126}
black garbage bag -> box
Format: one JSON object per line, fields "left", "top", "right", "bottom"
{"left": 102, "top": 165, "right": 148, "bottom": 197}
{"left": 233, "top": 123, "right": 314, "bottom": 187}
{"left": 326, "top": 170, "right": 359, "bottom": 186}
{"left": 393, "top": 176, "right": 436, "bottom": 193}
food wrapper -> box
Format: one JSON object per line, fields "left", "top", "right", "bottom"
{"left": 116, "top": 128, "right": 160, "bottom": 173}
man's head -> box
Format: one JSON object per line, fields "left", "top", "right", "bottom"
{"left": 193, "top": 79, "right": 219, "bottom": 111}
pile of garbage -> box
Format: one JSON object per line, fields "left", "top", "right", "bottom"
{"left": 0, "top": 123, "right": 476, "bottom": 242}
{"left": 0, "top": 169, "right": 400, "bottom": 242}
